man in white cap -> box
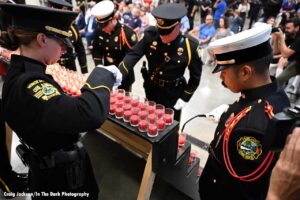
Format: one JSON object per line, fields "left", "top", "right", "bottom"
{"left": 199, "top": 24, "right": 290, "bottom": 199}
{"left": 91, "top": 0, "right": 137, "bottom": 91}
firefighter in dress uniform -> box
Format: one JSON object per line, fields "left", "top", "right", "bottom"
{"left": 0, "top": 3, "right": 122, "bottom": 199}
{"left": 118, "top": 3, "right": 202, "bottom": 121}
{"left": 198, "top": 24, "right": 290, "bottom": 199}
{"left": 48, "top": 0, "right": 88, "bottom": 75}
{"left": 91, "top": 0, "right": 137, "bottom": 91}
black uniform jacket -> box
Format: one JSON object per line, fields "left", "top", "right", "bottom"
{"left": 92, "top": 23, "right": 137, "bottom": 90}
{"left": 199, "top": 79, "right": 290, "bottom": 200}
{"left": 119, "top": 26, "right": 202, "bottom": 102}
{"left": 60, "top": 24, "right": 88, "bottom": 74}
{"left": 2, "top": 55, "right": 114, "bottom": 155}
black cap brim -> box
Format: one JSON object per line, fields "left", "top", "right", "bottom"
{"left": 47, "top": 33, "right": 73, "bottom": 48}
{"left": 212, "top": 65, "right": 229, "bottom": 73}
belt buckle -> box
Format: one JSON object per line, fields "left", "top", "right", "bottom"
{"left": 158, "top": 79, "right": 164, "bottom": 87}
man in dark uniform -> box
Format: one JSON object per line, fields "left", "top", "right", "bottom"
{"left": 91, "top": 0, "right": 137, "bottom": 91}
{"left": 48, "top": 0, "right": 88, "bottom": 75}
{"left": 0, "top": 3, "right": 121, "bottom": 199}
{"left": 198, "top": 24, "right": 290, "bottom": 199}
{"left": 118, "top": 3, "right": 202, "bottom": 121}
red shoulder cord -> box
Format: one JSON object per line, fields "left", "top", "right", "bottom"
{"left": 120, "top": 26, "right": 132, "bottom": 50}
{"left": 222, "top": 101, "right": 275, "bottom": 182}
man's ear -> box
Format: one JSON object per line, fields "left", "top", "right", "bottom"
{"left": 239, "top": 65, "right": 253, "bottom": 81}
{"left": 36, "top": 33, "right": 47, "bottom": 47}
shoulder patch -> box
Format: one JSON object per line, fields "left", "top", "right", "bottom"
{"left": 131, "top": 34, "right": 137, "bottom": 42}
{"left": 27, "top": 79, "right": 61, "bottom": 101}
{"left": 237, "top": 136, "right": 262, "bottom": 160}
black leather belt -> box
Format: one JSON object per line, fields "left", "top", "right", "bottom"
{"left": 150, "top": 76, "right": 185, "bottom": 88}
{"left": 42, "top": 142, "right": 85, "bottom": 168}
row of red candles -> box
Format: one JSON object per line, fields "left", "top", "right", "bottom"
{"left": 46, "top": 64, "right": 86, "bottom": 96}
{"left": 109, "top": 92, "right": 174, "bottom": 137}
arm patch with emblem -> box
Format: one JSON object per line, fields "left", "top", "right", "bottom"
{"left": 27, "top": 79, "right": 61, "bottom": 101}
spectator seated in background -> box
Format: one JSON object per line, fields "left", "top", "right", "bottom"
{"left": 189, "top": 14, "right": 215, "bottom": 48}
{"left": 206, "top": 17, "right": 233, "bottom": 66}
{"left": 213, "top": 17, "right": 233, "bottom": 40}
{"left": 273, "top": 18, "right": 300, "bottom": 82}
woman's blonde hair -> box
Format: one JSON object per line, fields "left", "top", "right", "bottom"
{"left": 0, "top": 27, "right": 38, "bottom": 51}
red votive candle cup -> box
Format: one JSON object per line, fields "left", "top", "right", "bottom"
{"left": 148, "top": 101, "right": 156, "bottom": 114}
{"left": 124, "top": 91, "right": 131, "bottom": 104}
{"left": 131, "top": 99, "right": 139, "bottom": 107}
{"left": 156, "top": 104, "right": 165, "bottom": 119}
{"left": 156, "top": 109, "right": 164, "bottom": 119}
{"left": 124, "top": 96, "right": 131, "bottom": 104}
{"left": 165, "top": 115, "right": 173, "bottom": 124}
{"left": 130, "top": 115, "right": 139, "bottom": 127}
{"left": 139, "top": 103, "right": 147, "bottom": 111}
{"left": 148, "top": 114, "right": 156, "bottom": 124}
{"left": 131, "top": 107, "right": 140, "bottom": 115}
{"left": 116, "top": 101, "right": 123, "bottom": 108}
{"left": 188, "top": 151, "right": 197, "bottom": 165}
{"left": 109, "top": 104, "right": 116, "bottom": 115}
{"left": 138, "top": 120, "right": 148, "bottom": 132}
{"left": 131, "top": 94, "right": 140, "bottom": 107}
{"left": 157, "top": 119, "right": 165, "bottom": 131}
{"left": 115, "top": 107, "right": 123, "bottom": 119}
{"left": 148, "top": 106, "right": 155, "bottom": 114}
{"left": 138, "top": 110, "right": 147, "bottom": 120}
{"left": 116, "top": 89, "right": 125, "bottom": 101}
{"left": 116, "top": 93, "right": 124, "bottom": 101}
{"left": 123, "top": 104, "right": 131, "bottom": 111}
{"left": 178, "top": 132, "right": 187, "bottom": 147}
{"left": 164, "top": 108, "right": 174, "bottom": 125}
{"left": 123, "top": 110, "right": 132, "bottom": 122}
{"left": 147, "top": 124, "right": 158, "bottom": 137}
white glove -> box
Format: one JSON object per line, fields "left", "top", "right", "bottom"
{"left": 174, "top": 98, "right": 188, "bottom": 110}
{"left": 97, "top": 65, "right": 122, "bottom": 87}
{"left": 205, "top": 104, "right": 229, "bottom": 123}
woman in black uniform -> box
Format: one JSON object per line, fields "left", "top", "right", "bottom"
{"left": 0, "top": 3, "right": 121, "bottom": 199}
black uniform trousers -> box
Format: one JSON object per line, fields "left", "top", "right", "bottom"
{"left": 30, "top": 150, "right": 98, "bottom": 200}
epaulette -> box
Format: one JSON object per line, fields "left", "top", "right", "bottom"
{"left": 70, "top": 24, "right": 79, "bottom": 42}
{"left": 182, "top": 33, "right": 199, "bottom": 47}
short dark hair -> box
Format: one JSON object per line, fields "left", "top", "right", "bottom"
{"left": 234, "top": 53, "right": 273, "bottom": 75}
{"left": 286, "top": 17, "right": 300, "bottom": 27}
